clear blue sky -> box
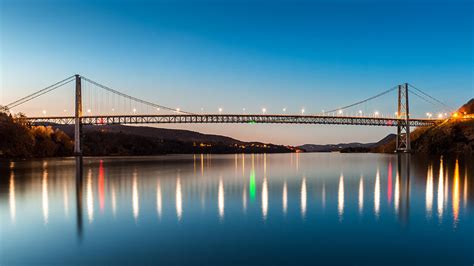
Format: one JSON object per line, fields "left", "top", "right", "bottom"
{"left": 1, "top": 0, "right": 472, "bottom": 145}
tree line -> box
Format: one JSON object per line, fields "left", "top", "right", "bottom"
{"left": 0, "top": 111, "right": 73, "bottom": 158}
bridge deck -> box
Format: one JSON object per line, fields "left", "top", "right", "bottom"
{"left": 26, "top": 114, "right": 440, "bottom": 127}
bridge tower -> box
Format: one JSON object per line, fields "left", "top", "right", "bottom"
{"left": 396, "top": 83, "right": 411, "bottom": 153}
{"left": 74, "top": 74, "right": 82, "bottom": 156}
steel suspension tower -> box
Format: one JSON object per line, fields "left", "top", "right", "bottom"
{"left": 74, "top": 74, "right": 82, "bottom": 156}
{"left": 396, "top": 83, "right": 411, "bottom": 153}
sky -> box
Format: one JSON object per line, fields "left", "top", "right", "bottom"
{"left": 1, "top": 0, "right": 473, "bottom": 145}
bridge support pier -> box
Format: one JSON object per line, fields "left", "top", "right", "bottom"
{"left": 395, "top": 83, "right": 411, "bottom": 153}
{"left": 74, "top": 74, "right": 82, "bottom": 156}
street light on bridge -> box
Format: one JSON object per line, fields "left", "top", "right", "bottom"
{"left": 218, "top": 107, "right": 223, "bottom": 114}
{"left": 374, "top": 111, "right": 379, "bottom": 117}
{"left": 301, "top": 108, "right": 305, "bottom": 115}
{"left": 262, "top": 108, "right": 267, "bottom": 114}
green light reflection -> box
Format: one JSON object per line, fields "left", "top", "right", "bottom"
{"left": 250, "top": 170, "right": 256, "bottom": 201}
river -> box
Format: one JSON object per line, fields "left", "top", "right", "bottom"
{"left": 1, "top": 153, "right": 473, "bottom": 265}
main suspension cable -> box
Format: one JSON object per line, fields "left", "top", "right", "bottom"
{"left": 408, "top": 83, "right": 453, "bottom": 111}
{"left": 81, "top": 76, "right": 195, "bottom": 115}
{"left": 408, "top": 88, "right": 439, "bottom": 108}
{"left": 5, "top": 79, "right": 74, "bottom": 109}
{"left": 6, "top": 77, "right": 76, "bottom": 109}
{"left": 325, "top": 86, "right": 398, "bottom": 114}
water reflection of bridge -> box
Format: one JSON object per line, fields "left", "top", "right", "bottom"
{"left": 5, "top": 154, "right": 468, "bottom": 240}
{"left": 65, "top": 154, "right": 468, "bottom": 240}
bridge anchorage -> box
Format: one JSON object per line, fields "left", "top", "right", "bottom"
{"left": 4, "top": 74, "right": 448, "bottom": 155}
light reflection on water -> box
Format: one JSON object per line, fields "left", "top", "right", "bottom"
{"left": 111, "top": 183, "right": 117, "bottom": 218}
{"left": 394, "top": 170, "right": 400, "bottom": 214}
{"left": 218, "top": 178, "right": 224, "bottom": 220}
{"left": 438, "top": 158, "right": 445, "bottom": 220}
{"left": 282, "top": 181, "right": 287, "bottom": 215}
{"left": 453, "top": 160, "right": 460, "bottom": 227}
{"left": 300, "top": 177, "right": 307, "bottom": 219}
{"left": 1, "top": 153, "right": 473, "bottom": 265}
{"left": 86, "top": 168, "right": 93, "bottom": 223}
{"left": 9, "top": 171, "right": 15, "bottom": 223}
{"left": 42, "top": 163, "right": 48, "bottom": 225}
{"left": 176, "top": 175, "right": 182, "bottom": 222}
{"left": 337, "top": 173, "right": 344, "bottom": 220}
{"left": 358, "top": 176, "right": 363, "bottom": 215}
{"left": 374, "top": 168, "right": 380, "bottom": 219}
{"left": 132, "top": 170, "right": 139, "bottom": 222}
{"left": 426, "top": 164, "right": 434, "bottom": 220}
{"left": 156, "top": 181, "right": 162, "bottom": 219}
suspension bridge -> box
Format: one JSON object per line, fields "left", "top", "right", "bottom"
{"left": 2, "top": 74, "right": 453, "bottom": 154}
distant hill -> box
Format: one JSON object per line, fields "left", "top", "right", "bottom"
{"left": 42, "top": 124, "right": 297, "bottom": 156}
{"left": 53, "top": 124, "right": 243, "bottom": 145}
{"left": 298, "top": 134, "right": 395, "bottom": 153}
{"left": 298, "top": 142, "right": 372, "bottom": 152}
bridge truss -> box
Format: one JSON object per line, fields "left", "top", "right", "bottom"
{"left": 26, "top": 114, "right": 438, "bottom": 127}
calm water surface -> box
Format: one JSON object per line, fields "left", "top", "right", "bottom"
{"left": 1, "top": 153, "right": 473, "bottom": 265}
